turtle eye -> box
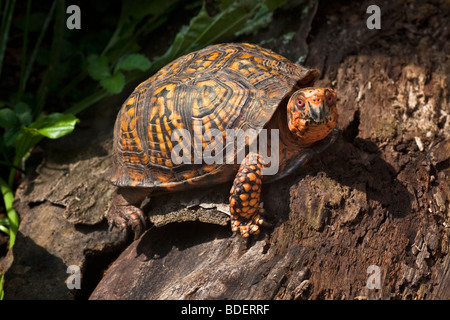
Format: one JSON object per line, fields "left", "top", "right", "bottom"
{"left": 326, "top": 94, "right": 335, "bottom": 105}
{"left": 296, "top": 99, "right": 305, "bottom": 109}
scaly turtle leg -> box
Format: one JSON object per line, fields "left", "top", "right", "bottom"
{"left": 229, "top": 152, "right": 266, "bottom": 237}
{"left": 107, "top": 187, "right": 149, "bottom": 239}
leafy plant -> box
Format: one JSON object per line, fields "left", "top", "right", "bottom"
{"left": 0, "top": 0, "right": 79, "bottom": 298}
{"left": 86, "top": 53, "right": 151, "bottom": 94}
{"left": 0, "top": 0, "right": 79, "bottom": 250}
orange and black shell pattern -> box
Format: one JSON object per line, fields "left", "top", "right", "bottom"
{"left": 108, "top": 43, "right": 319, "bottom": 190}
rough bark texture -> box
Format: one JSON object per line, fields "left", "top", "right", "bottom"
{"left": 1, "top": 0, "right": 449, "bottom": 300}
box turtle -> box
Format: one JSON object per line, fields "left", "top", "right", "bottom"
{"left": 107, "top": 43, "right": 338, "bottom": 239}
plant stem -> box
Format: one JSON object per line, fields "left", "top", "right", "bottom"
{"left": 59, "top": 70, "right": 87, "bottom": 99}
{"left": 35, "top": 0, "right": 65, "bottom": 118}
{"left": 64, "top": 70, "right": 146, "bottom": 116}
{"left": 0, "top": 0, "right": 16, "bottom": 80}
{"left": 64, "top": 89, "right": 109, "bottom": 116}
{"left": 7, "top": 153, "right": 21, "bottom": 191}
{"left": 21, "top": 0, "right": 56, "bottom": 98}
{"left": 0, "top": 273, "right": 4, "bottom": 300}
{"left": 17, "top": 0, "right": 31, "bottom": 101}
{"left": 0, "top": 176, "right": 19, "bottom": 249}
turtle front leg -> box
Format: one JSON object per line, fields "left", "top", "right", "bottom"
{"left": 229, "top": 152, "right": 266, "bottom": 237}
{"left": 107, "top": 187, "right": 149, "bottom": 240}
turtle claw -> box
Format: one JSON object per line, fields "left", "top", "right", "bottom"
{"left": 127, "top": 207, "right": 146, "bottom": 239}
{"left": 107, "top": 190, "right": 148, "bottom": 240}
{"left": 108, "top": 222, "right": 114, "bottom": 232}
{"left": 231, "top": 212, "right": 266, "bottom": 237}
{"left": 129, "top": 210, "right": 147, "bottom": 240}
{"left": 256, "top": 207, "right": 273, "bottom": 228}
{"left": 107, "top": 203, "right": 146, "bottom": 240}
{"left": 132, "top": 223, "right": 143, "bottom": 240}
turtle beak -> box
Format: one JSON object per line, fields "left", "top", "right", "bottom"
{"left": 303, "top": 90, "right": 327, "bottom": 124}
{"left": 307, "top": 97, "right": 325, "bottom": 123}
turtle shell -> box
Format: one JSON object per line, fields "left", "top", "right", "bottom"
{"left": 109, "top": 43, "right": 319, "bottom": 190}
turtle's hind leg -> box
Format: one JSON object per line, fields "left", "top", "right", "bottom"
{"left": 107, "top": 187, "right": 150, "bottom": 240}
{"left": 229, "top": 152, "right": 267, "bottom": 237}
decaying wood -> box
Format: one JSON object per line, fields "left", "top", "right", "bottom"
{"left": 1, "top": 0, "right": 449, "bottom": 300}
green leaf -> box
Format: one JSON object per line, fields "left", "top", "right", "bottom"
{"left": 264, "top": 0, "right": 291, "bottom": 11}
{"left": 12, "top": 113, "right": 79, "bottom": 170}
{"left": 28, "top": 113, "right": 79, "bottom": 139}
{"left": 100, "top": 72, "right": 125, "bottom": 94}
{"left": 87, "top": 54, "right": 111, "bottom": 81}
{"left": 0, "top": 108, "right": 17, "bottom": 128}
{"left": 103, "top": 0, "right": 179, "bottom": 55}
{"left": 3, "top": 128, "right": 19, "bottom": 148}
{"left": 14, "top": 130, "right": 43, "bottom": 168}
{"left": 153, "top": 1, "right": 263, "bottom": 68}
{"left": 114, "top": 53, "right": 151, "bottom": 73}
{"left": 0, "top": 216, "right": 10, "bottom": 227}
{"left": 234, "top": 3, "right": 272, "bottom": 37}
{"left": 14, "top": 102, "right": 32, "bottom": 126}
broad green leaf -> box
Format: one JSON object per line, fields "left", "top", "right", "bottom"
{"left": 0, "top": 108, "right": 17, "bottom": 128}
{"left": 3, "top": 128, "right": 19, "bottom": 148}
{"left": 152, "top": 0, "right": 267, "bottom": 69}
{"left": 87, "top": 54, "right": 111, "bottom": 81}
{"left": 28, "top": 113, "right": 79, "bottom": 139}
{"left": 114, "top": 53, "right": 151, "bottom": 73}
{"left": 13, "top": 113, "right": 79, "bottom": 164}
{"left": 14, "top": 102, "right": 32, "bottom": 126}
{"left": 100, "top": 72, "right": 125, "bottom": 94}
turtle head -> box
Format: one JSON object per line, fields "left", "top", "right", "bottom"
{"left": 287, "top": 88, "right": 338, "bottom": 145}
